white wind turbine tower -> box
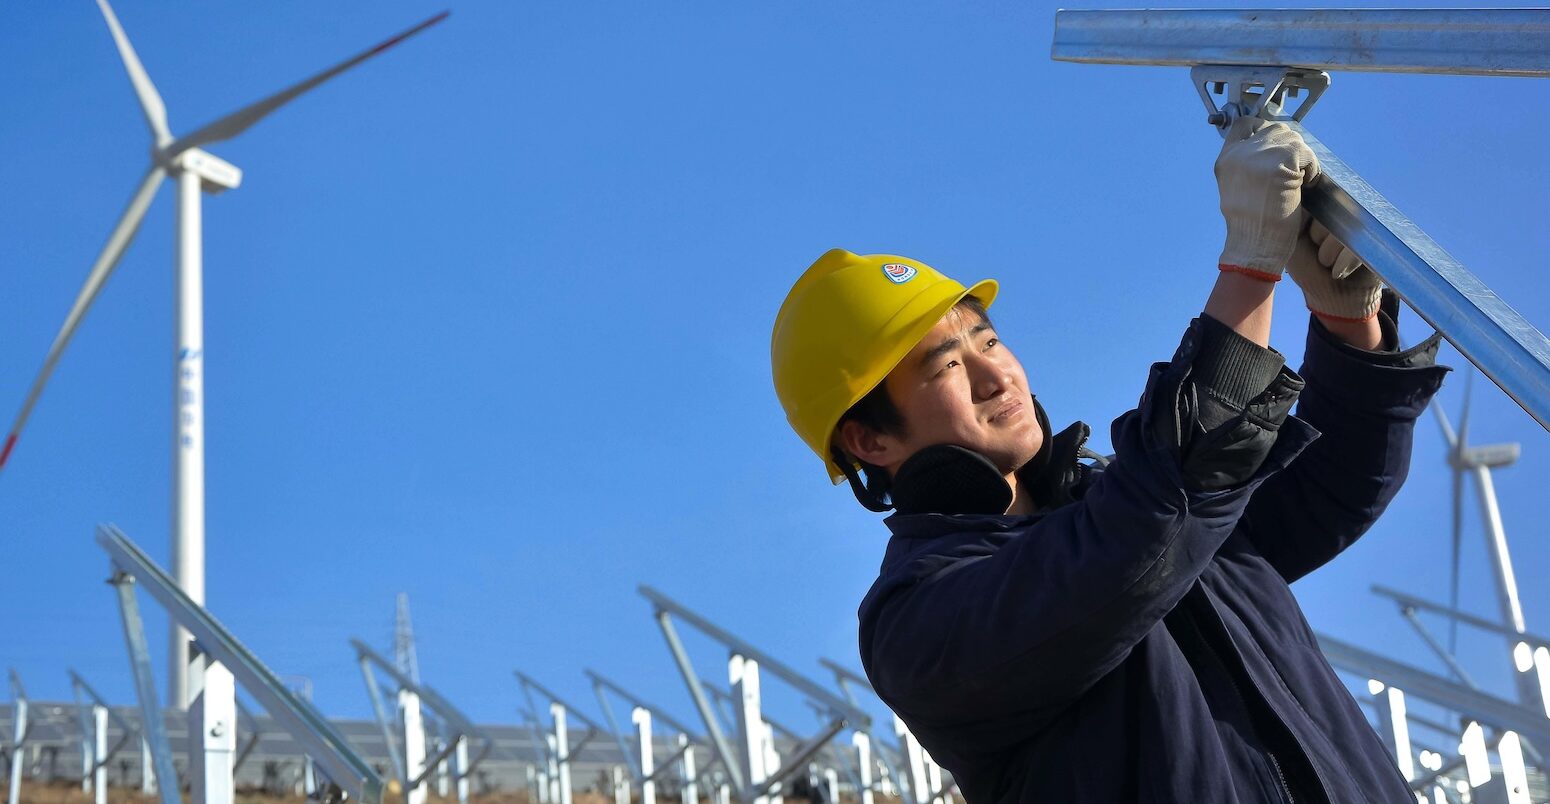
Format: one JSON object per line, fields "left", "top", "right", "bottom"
{"left": 0, "top": 1, "right": 446, "bottom": 717}
{"left": 1434, "top": 375, "right": 1540, "bottom": 707}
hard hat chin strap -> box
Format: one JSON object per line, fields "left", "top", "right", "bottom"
{"left": 841, "top": 396, "right": 1060, "bottom": 517}
{"left": 832, "top": 445, "right": 895, "bottom": 513}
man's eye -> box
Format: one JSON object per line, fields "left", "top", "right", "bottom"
{"left": 936, "top": 360, "right": 960, "bottom": 376}
{"left": 984, "top": 337, "right": 999, "bottom": 349}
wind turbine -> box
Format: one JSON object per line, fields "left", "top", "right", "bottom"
{"left": 0, "top": 1, "right": 446, "bottom": 711}
{"left": 1433, "top": 374, "right": 1537, "bottom": 706}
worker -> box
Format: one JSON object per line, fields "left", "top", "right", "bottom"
{"left": 770, "top": 118, "right": 1449, "bottom": 802}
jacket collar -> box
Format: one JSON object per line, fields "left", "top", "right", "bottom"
{"left": 882, "top": 415, "right": 1094, "bottom": 540}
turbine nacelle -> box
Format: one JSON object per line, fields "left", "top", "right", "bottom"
{"left": 160, "top": 148, "right": 242, "bottom": 194}
{"left": 1455, "top": 443, "right": 1520, "bottom": 471}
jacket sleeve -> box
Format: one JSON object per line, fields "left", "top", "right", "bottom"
{"left": 861, "top": 318, "right": 1317, "bottom": 736}
{"left": 1237, "top": 297, "right": 1448, "bottom": 583}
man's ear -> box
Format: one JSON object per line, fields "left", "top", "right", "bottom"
{"left": 836, "top": 419, "right": 899, "bottom": 469}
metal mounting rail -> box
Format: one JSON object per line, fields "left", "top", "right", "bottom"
{"left": 1051, "top": 9, "right": 1550, "bottom": 77}
{"left": 68, "top": 671, "right": 138, "bottom": 778}
{"left": 97, "top": 525, "right": 382, "bottom": 804}
{"left": 640, "top": 585, "right": 870, "bottom": 804}
{"left": 586, "top": 670, "right": 700, "bottom": 784}
{"left": 514, "top": 671, "right": 604, "bottom": 760}
{"left": 516, "top": 671, "right": 604, "bottom": 804}
{"left": 352, "top": 639, "right": 496, "bottom": 786}
{"left": 1318, "top": 633, "right": 1550, "bottom": 747}
{"left": 1051, "top": 8, "right": 1550, "bottom": 432}
{"left": 1372, "top": 585, "right": 1550, "bottom": 649}
{"left": 639, "top": 586, "right": 872, "bottom": 727}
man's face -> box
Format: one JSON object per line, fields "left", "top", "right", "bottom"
{"left": 860, "top": 305, "right": 1044, "bottom": 476}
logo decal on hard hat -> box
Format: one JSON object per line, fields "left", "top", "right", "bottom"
{"left": 881, "top": 263, "right": 918, "bottom": 284}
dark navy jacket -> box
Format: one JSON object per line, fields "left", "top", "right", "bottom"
{"left": 858, "top": 307, "right": 1447, "bottom": 803}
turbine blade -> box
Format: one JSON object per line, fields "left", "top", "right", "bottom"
{"left": 95, "top": 0, "right": 172, "bottom": 146}
{"left": 0, "top": 167, "right": 167, "bottom": 474}
{"left": 165, "top": 11, "right": 449, "bottom": 158}
{"left": 1448, "top": 466, "right": 1463, "bottom": 654}
{"left": 1458, "top": 372, "right": 1474, "bottom": 452}
{"left": 1432, "top": 402, "right": 1457, "bottom": 450}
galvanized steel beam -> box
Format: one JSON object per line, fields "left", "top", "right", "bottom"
{"left": 98, "top": 525, "right": 381, "bottom": 804}
{"left": 1050, "top": 8, "right": 1550, "bottom": 432}
{"left": 1051, "top": 9, "right": 1550, "bottom": 77}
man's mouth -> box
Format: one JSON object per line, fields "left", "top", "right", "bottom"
{"left": 989, "top": 400, "right": 1024, "bottom": 424}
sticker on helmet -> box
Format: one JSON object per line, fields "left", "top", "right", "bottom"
{"left": 881, "top": 263, "right": 918, "bottom": 284}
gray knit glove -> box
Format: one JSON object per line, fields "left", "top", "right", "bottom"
{"left": 1289, "top": 219, "right": 1384, "bottom": 322}
{"left": 1215, "top": 118, "right": 1321, "bottom": 281}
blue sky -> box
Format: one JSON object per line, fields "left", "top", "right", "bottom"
{"left": 3, "top": 0, "right": 1549, "bottom": 747}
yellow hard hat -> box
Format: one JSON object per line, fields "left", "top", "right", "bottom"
{"left": 771, "top": 249, "right": 998, "bottom": 482}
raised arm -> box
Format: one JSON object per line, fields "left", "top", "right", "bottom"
{"left": 862, "top": 121, "right": 1329, "bottom": 731}
{"left": 1239, "top": 292, "right": 1447, "bottom": 584}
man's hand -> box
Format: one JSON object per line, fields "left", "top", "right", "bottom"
{"left": 1289, "top": 220, "right": 1386, "bottom": 348}
{"left": 1289, "top": 220, "right": 1384, "bottom": 322}
{"left": 1215, "top": 118, "right": 1320, "bottom": 282}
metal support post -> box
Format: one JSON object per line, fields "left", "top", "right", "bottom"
{"left": 399, "top": 688, "right": 426, "bottom": 804}
{"left": 432, "top": 735, "right": 449, "bottom": 798}
{"left": 634, "top": 708, "right": 657, "bottom": 804}
{"left": 612, "top": 766, "right": 628, "bottom": 804}
{"left": 91, "top": 706, "right": 107, "bottom": 804}
{"left": 730, "top": 656, "right": 768, "bottom": 804}
{"left": 552, "top": 703, "right": 573, "bottom": 804}
{"left": 74, "top": 693, "right": 92, "bottom": 792}
{"left": 190, "top": 653, "right": 237, "bottom": 804}
{"left": 357, "top": 656, "right": 406, "bottom": 785}
{"left": 853, "top": 733, "right": 874, "bottom": 804}
{"left": 6, "top": 670, "right": 26, "bottom": 804}
{"left": 926, "top": 757, "right": 944, "bottom": 804}
{"left": 139, "top": 736, "right": 154, "bottom": 794}
{"left": 681, "top": 735, "right": 698, "bottom": 804}
{"left": 109, "top": 572, "right": 180, "bottom": 804}
{"left": 544, "top": 733, "right": 559, "bottom": 804}
{"left": 823, "top": 768, "right": 838, "bottom": 804}
{"left": 761, "top": 720, "right": 782, "bottom": 804}
{"left": 453, "top": 735, "right": 469, "bottom": 804}
{"left": 1497, "top": 732, "right": 1530, "bottom": 804}
{"left": 1371, "top": 683, "right": 1415, "bottom": 782}
{"left": 895, "top": 716, "right": 930, "bottom": 804}
{"left": 1533, "top": 647, "right": 1550, "bottom": 719}
{"left": 652, "top": 612, "right": 746, "bottom": 795}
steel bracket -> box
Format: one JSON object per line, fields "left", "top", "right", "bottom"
{"left": 1189, "top": 65, "right": 1330, "bottom": 135}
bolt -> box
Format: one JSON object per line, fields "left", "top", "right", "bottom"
{"left": 211, "top": 722, "right": 226, "bottom": 738}
{"left": 1210, "top": 81, "right": 1225, "bottom": 94}
{"left": 1207, "top": 112, "right": 1228, "bottom": 127}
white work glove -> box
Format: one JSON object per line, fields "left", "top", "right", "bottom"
{"left": 1215, "top": 117, "right": 1320, "bottom": 281}
{"left": 1289, "top": 219, "right": 1384, "bottom": 322}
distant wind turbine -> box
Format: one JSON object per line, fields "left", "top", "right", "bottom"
{"left": 0, "top": 0, "right": 447, "bottom": 709}
{"left": 1432, "top": 373, "right": 1538, "bottom": 705}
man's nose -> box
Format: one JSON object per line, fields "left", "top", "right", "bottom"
{"left": 969, "top": 354, "right": 1010, "bottom": 402}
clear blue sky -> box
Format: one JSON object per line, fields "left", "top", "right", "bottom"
{"left": 3, "top": 1, "right": 1549, "bottom": 743}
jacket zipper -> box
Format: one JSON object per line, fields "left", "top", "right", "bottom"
{"left": 1195, "top": 587, "right": 1334, "bottom": 803}
{"left": 1190, "top": 610, "right": 1298, "bottom": 804}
